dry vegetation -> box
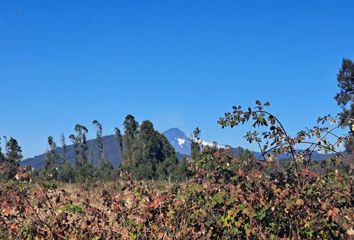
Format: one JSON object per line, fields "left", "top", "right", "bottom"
{"left": 1, "top": 94, "right": 353, "bottom": 239}
{"left": 0, "top": 148, "right": 353, "bottom": 240}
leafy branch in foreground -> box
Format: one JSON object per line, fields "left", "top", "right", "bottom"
{"left": 218, "top": 101, "right": 348, "bottom": 185}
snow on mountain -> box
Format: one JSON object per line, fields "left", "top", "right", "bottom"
{"left": 177, "top": 138, "right": 186, "bottom": 147}
{"left": 163, "top": 128, "right": 192, "bottom": 155}
{"left": 163, "top": 128, "right": 228, "bottom": 155}
{"left": 194, "top": 139, "right": 227, "bottom": 149}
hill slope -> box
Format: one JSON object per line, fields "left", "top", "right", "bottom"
{"left": 22, "top": 135, "right": 122, "bottom": 169}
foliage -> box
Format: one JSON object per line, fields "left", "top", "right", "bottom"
{"left": 2, "top": 58, "right": 353, "bottom": 238}
{"left": 218, "top": 100, "right": 347, "bottom": 187}
{"left": 5, "top": 137, "right": 23, "bottom": 166}
{"left": 0, "top": 150, "right": 352, "bottom": 239}
{"left": 93, "top": 120, "right": 105, "bottom": 169}
{"left": 115, "top": 127, "right": 123, "bottom": 162}
{"left": 122, "top": 114, "right": 139, "bottom": 169}
{"left": 122, "top": 117, "right": 179, "bottom": 181}
{"left": 0, "top": 137, "right": 6, "bottom": 164}
{"left": 42, "top": 136, "right": 60, "bottom": 181}
{"left": 69, "top": 124, "right": 96, "bottom": 183}
{"left": 1, "top": 102, "right": 353, "bottom": 239}
{"left": 191, "top": 127, "right": 202, "bottom": 160}
{"left": 57, "top": 134, "right": 75, "bottom": 183}
{"left": 156, "top": 156, "right": 177, "bottom": 183}
{"left": 0, "top": 137, "right": 22, "bottom": 179}
{"left": 335, "top": 58, "right": 354, "bottom": 152}
{"left": 58, "top": 161, "right": 75, "bottom": 183}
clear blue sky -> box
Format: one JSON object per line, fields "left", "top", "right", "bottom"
{"left": 1, "top": 0, "right": 353, "bottom": 158}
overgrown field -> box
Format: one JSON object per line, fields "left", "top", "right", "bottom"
{"left": 0, "top": 147, "right": 353, "bottom": 239}
{"left": 1, "top": 99, "right": 354, "bottom": 239}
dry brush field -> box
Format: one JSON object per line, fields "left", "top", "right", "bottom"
{"left": 0, "top": 148, "right": 353, "bottom": 240}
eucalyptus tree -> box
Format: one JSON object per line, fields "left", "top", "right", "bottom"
{"left": 335, "top": 59, "right": 354, "bottom": 152}
{"left": 60, "top": 134, "right": 68, "bottom": 164}
{"left": 93, "top": 120, "right": 105, "bottom": 168}
{"left": 69, "top": 124, "right": 89, "bottom": 168}
{"left": 114, "top": 127, "right": 123, "bottom": 165}
{"left": 69, "top": 132, "right": 80, "bottom": 169}
{"left": 70, "top": 124, "right": 94, "bottom": 182}
{"left": 58, "top": 134, "right": 74, "bottom": 182}
{"left": 122, "top": 114, "right": 139, "bottom": 169}
{"left": 43, "top": 136, "right": 59, "bottom": 180}
{"left": 115, "top": 127, "right": 123, "bottom": 149}
{"left": 191, "top": 127, "right": 202, "bottom": 160}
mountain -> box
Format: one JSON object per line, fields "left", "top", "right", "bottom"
{"left": 21, "top": 128, "right": 336, "bottom": 169}
{"left": 163, "top": 128, "right": 192, "bottom": 155}
{"left": 22, "top": 135, "right": 122, "bottom": 169}
{"left": 22, "top": 129, "right": 190, "bottom": 169}
{"left": 162, "top": 128, "right": 227, "bottom": 155}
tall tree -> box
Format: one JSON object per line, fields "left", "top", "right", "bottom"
{"left": 335, "top": 59, "right": 354, "bottom": 152}
{"left": 43, "top": 136, "right": 59, "bottom": 180}
{"left": 114, "top": 127, "right": 123, "bottom": 164}
{"left": 70, "top": 124, "right": 94, "bottom": 182}
{"left": 121, "top": 116, "right": 179, "bottom": 180}
{"left": 93, "top": 120, "right": 105, "bottom": 168}
{"left": 0, "top": 137, "right": 5, "bottom": 164}
{"left": 92, "top": 120, "right": 115, "bottom": 181}
{"left": 129, "top": 120, "right": 178, "bottom": 180}
{"left": 70, "top": 124, "right": 89, "bottom": 167}
{"left": 122, "top": 114, "right": 139, "bottom": 169}
{"left": 156, "top": 133, "right": 179, "bottom": 182}
{"left": 0, "top": 137, "right": 9, "bottom": 179}
{"left": 134, "top": 120, "right": 157, "bottom": 179}
{"left": 69, "top": 133, "right": 80, "bottom": 168}
{"left": 78, "top": 125, "right": 89, "bottom": 167}
{"left": 5, "top": 137, "right": 23, "bottom": 166}
{"left": 58, "top": 134, "right": 74, "bottom": 182}
{"left": 3, "top": 137, "right": 23, "bottom": 179}
{"left": 191, "top": 127, "right": 202, "bottom": 160}
{"left": 60, "top": 134, "right": 68, "bottom": 164}
{"left": 115, "top": 127, "right": 123, "bottom": 149}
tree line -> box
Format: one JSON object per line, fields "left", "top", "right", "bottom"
{"left": 0, "top": 114, "right": 191, "bottom": 183}
{"left": 0, "top": 58, "right": 353, "bottom": 183}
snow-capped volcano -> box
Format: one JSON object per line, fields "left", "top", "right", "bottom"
{"left": 163, "top": 128, "right": 228, "bottom": 156}
{"left": 163, "top": 128, "right": 192, "bottom": 155}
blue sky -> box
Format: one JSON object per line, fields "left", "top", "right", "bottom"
{"left": 1, "top": 0, "right": 353, "bottom": 158}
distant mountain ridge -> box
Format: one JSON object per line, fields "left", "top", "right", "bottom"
{"left": 22, "top": 135, "right": 122, "bottom": 169}
{"left": 21, "top": 128, "right": 335, "bottom": 169}
{"left": 22, "top": 128, "right": 191, "bottom": 169}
